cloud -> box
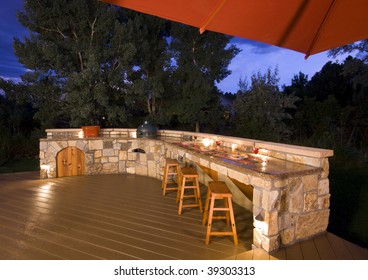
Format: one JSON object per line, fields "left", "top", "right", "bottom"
{"left": 0, "top": 76, "right": 22, "bottom": 84}
{"left": 0, "top": 0, "right": 28, "bottom": 81}
{"left": 218, "top": 39, "right": 346, "bottom": 93}
{"left": 230, "top": 37, "right": 282, "bottom": 55}
{"left": 222, "top": 40, "right": 287, "bottom": 87}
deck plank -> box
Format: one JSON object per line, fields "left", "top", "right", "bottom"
{"left": 234, "top": 250, "right": 253, "bottom": 260}
{"left": 252, "top": 248, "right": 270, "bottom": 260}
{"left": 269, "top": 248, "right": 287, "bottom": 260}
{"left": 0, "top": 172, "right": 252, "bottom": 260}
{"left": 1, "top": 172, "right": 367, "bottom": 260}
{"left": 0, "top": 232, "right": 65, "bottom": 260}
{"left": 326, "top": 232, "right": 354, "bottom": 260}
{"left": 299, "top": 239, "right": 321, "bottom": 260}
{"left": 343, "top": 239, "right": 368, "bottom": 260}
{"left": 313, "top": 234, "right": 337, "bottom": 260}
{"left": 285, "top": 243, "right": 303, "bottom": 260}
{"left": 0, "top": 217, "right": 94, "bottom": 260}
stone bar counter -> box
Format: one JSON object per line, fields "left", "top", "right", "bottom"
{"left": 39, "top": 128, "right": 333, "bottom": 252}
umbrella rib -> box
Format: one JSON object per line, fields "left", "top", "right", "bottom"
{"left": 199, "top": 0, "right": 227, "bottom": 34}
{"left": 305, "top": 0, "right": 337, "bottom": 59}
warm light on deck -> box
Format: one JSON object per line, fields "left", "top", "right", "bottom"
{"left": 40, "top": 182, "right": 55, "bottom": 194}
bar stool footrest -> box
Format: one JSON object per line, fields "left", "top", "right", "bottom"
{"left": 182, "top": 204, "right": 201, "bottom": 208}
{"left": 209, "top": 232, "right": 235, "bottom": 236}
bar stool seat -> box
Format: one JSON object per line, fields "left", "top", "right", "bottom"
{"left": 176, "top": 167, "right": 203, "bottom": 215}
{"left": 202, "top": 181, "right": 238, "bottom": 245}
{"left": 162, "top": 158, "right": 180, "bottom": 196}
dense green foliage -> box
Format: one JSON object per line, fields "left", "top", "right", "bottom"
{"left": 11, "top": 0, "right": 238, "bottom": 130}
{"left": 14, "top": 0, "right": 137, "bottom": 127}
{"left": 168, "top": 23, "right": 239, "bottom": 132}
{"left": 1, "top": 1, "right": 367, "bottom": 248}
{"left": 232, "top": 68, "right": 299, "bottom": 142}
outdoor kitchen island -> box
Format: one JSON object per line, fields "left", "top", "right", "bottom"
{"left": 39, "top": 128, "right": 333, "bottom": 253}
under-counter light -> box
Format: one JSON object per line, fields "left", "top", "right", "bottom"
{"left": 40, "top": 164, "right": 50, "bottom": 178}
{"left": 78, "top": 131, "right": 84, "bottom": 138}
{"left": 40, "top": 164, "right": 50, "bottom": 171}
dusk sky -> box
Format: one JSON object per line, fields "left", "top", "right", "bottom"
{"left": 1, "top": 0, "right": 349, "bottom": 93}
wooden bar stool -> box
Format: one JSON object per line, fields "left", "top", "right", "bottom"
{"left": 202, "top": 181, "right": 238, "bottom": 245}
{"left": 162, "top": 158, "right": 180, "bottom": 196}
{"left": 176, "top": 167, "right": 203, "bottom": 215}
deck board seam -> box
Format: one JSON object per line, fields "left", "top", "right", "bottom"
{"left": 0, "top": 231, "right": 67, "bottom": 260}
{"left": 0, "top": 200, "right": 238, "bottom": 255}
{"left": 0, "top": 221, "right": 105, "bottom": 260}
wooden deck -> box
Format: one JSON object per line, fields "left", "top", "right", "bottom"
{"left": 0, "top": 172, "right": 367, "bottom": 260}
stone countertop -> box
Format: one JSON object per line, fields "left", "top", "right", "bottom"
{"left": 165, "top": 141, "right": 323, "bottom": 181}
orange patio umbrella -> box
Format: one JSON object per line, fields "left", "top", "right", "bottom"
{"left": 102, "top": 0, "right": 368, "bottom": 58}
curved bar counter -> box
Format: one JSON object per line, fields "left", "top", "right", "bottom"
{"left": 40, "top": 128, "right": 333, "bottom": 253}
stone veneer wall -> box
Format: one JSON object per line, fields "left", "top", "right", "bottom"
{"left": 40, "top": 129, "right": 165, "bottom": 180}
{"left": 40, "top": 128, "right": 333, "bottom": 252}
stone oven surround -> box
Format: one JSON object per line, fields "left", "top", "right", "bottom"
{"left": 39, "top": 128, "right": 333, "bottom": 253}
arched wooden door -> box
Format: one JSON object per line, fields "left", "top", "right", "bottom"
{"left": 57, "top": 147, "right": 85, "bottom": 177}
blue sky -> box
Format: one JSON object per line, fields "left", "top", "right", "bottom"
{"left": 0, "top": 1, "right": 29, "bottom": 81}
{"left": 218, "top": 38, "right": 348, "bottom": 92}
{"left": 1, "top": 0, "right": 348, "bottom": 93}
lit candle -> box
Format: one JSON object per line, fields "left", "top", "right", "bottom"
{"left": 261, "top": 161, "right": 267, "bottom": 172}
{"left": 203, "top": 138, "right": 211, "bottom": 148}
{"left": 231, "top": 144, "right": 237, "bottom": 152}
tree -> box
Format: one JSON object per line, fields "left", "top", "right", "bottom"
{"left": 14, "top": 0, "right": 136, "bottom": 127}
{"left": 125, "top": 13, "right": 172, "bottom": 124}
{"left": 0, "top": 78, "right": 38, "bottom": 161}
{"left": 19, "top": 71, "right": 66, "bottom": 129}
{"left": 289, "top": 58, "right": 368, "bottom": 150}
{"left": 338, "top": 57, "right": 368, "bottom": 149}
{"left": 232, "top": 68, "right": 299, "bottom": 142}
{"left": 306, "top": 61, "right": 353, "bottom": 105}
{"left": 328, "top": 42, "right": 368, "bottom": 151}
{"left": 328, "top": 39, "right": 368, "bottom": 63}
{"left": 293, "top": 95, "right": 341, "bottom": 147}
{"left": 0, "top": 79, "right": 34, "bottom": 136}
{"left": 283, "top": 71, "right": 309, "bottom": 98}
{"left": 168, "top": 24, "right": 239, "bottom": 132}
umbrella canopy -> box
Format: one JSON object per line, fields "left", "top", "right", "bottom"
{"left": 102, "top": 0, "right": 368, "bottom": 58}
